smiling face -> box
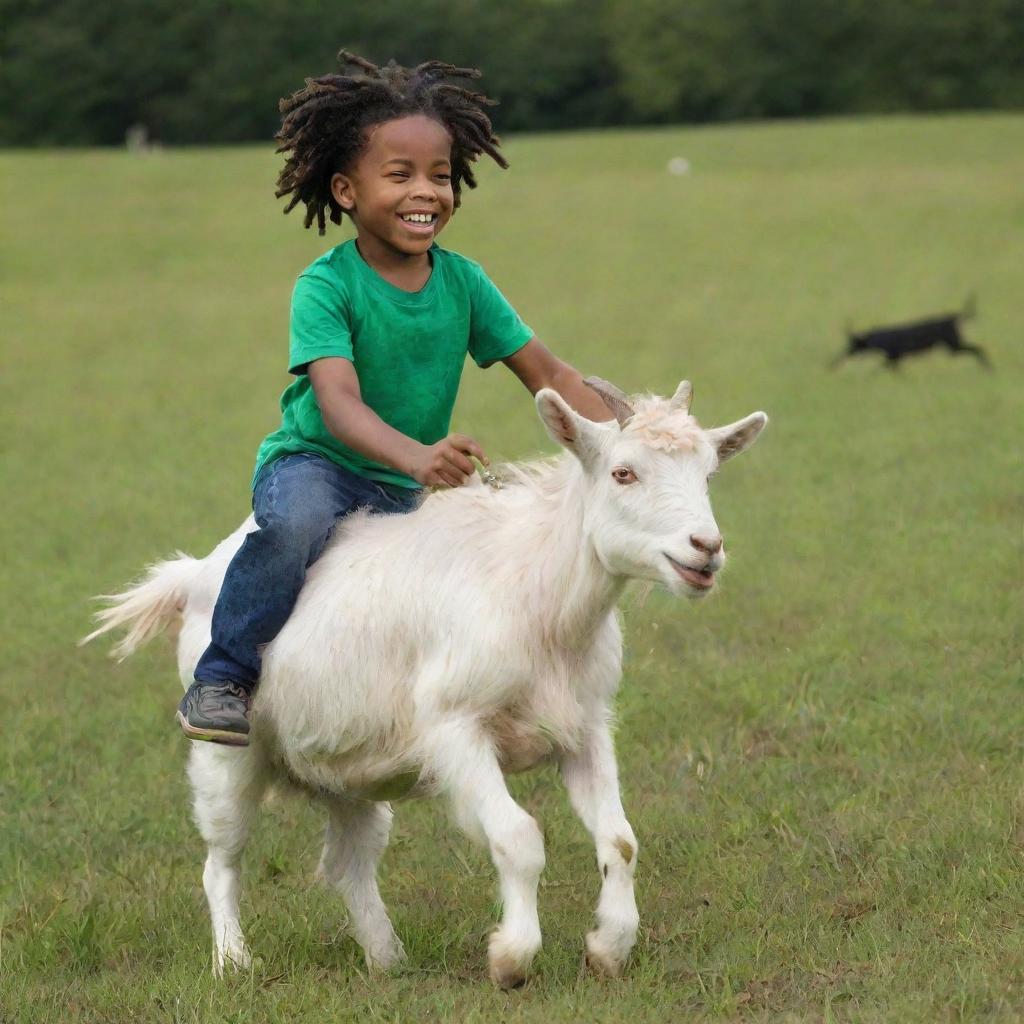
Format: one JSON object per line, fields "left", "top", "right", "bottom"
{"left": 330, "top": 114, "right": 455, "bottom": 266}
{"left": 592, "top": 431, "right": 725, "bottom": 596}
{"left": 536, "top": 385, "right": 768, "bottom": 599}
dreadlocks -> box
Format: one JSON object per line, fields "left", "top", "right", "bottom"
{"left": 275, "top": 51, "right": 508, "bottom": 235}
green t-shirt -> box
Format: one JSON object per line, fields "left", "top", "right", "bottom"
{"left": 253, "top": 241, "right": 533, "bottom": 489}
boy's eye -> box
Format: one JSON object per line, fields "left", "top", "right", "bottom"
{"left": 435, "top": 174, "right": 451, "bottom": 182}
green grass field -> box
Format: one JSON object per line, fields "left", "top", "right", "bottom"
{"left": 2, "top": 113, "right": 1022, "bottom": 1022}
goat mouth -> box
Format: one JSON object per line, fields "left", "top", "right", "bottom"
{"left": 664, "top": 554, "right": 715, "bottom": 590}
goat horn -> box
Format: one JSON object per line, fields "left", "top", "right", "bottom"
{"left": 669, "top": 380, "right": 693, "bottom": 413}
{"left": 583, "top": 376, "right": 634, "bottom": 427}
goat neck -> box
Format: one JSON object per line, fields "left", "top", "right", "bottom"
{"left": 498, "top": 455, "right": 624, "bottom": 649}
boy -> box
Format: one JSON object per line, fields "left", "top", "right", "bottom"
{"left": 178, "top": 53, "right": 612, "bottom": 745}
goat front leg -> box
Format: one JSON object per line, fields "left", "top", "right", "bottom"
{"left": 315, "top": 797, "right": 405, "bottom": 971}
{"left": 560, "top": 716, "right": 639, "bottom": 976}
{"left": 424, "top": 717, "right": 546, "bottom": 989}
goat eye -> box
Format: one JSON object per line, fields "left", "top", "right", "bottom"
{"left": 612, "top": 467, "right": 637, "bottom": 485}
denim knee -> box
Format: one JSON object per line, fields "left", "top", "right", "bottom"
{"left": 256, "top": 510, "right": 335, "bottom": 570}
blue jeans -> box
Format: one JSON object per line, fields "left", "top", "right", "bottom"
{"left": 194, "top": 453, "right": 420, "bottom": 690}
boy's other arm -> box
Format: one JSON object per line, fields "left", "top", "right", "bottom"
{"left": 308, "top": 357, "right": 486, "bottom": 488}
{"left": 502, "top": 338, "right": 615, "bottom": 422}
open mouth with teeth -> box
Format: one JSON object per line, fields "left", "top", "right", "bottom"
{"left": 664, "top": 553, "right": 715, "bottom": 591}
{"left": 398, "top": 212, "right": 439, "bottom": 233}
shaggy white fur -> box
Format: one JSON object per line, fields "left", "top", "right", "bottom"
{"left": 83, "top": 383, "right": 767, "bottom": 987}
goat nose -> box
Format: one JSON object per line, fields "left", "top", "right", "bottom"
{"left": 690, "top": 533, "right": 723, "bottom": 556}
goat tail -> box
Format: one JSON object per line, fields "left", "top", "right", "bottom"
{"left": 80, "top": 553, "right": 202, "bottom": 661}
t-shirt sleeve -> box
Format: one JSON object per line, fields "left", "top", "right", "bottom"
{"left": 287, "top": 272, "right": 354, "bottom": 375}
{"left": 467, "top": 265, "right": 534, "bottom": 368}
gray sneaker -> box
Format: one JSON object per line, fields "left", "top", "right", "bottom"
{"left": 177, "top": 681, "right": 252, "bottom": 746}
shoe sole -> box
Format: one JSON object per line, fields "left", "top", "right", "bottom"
{"left": 176, "top": 710, "right": 250, "bottom": 747}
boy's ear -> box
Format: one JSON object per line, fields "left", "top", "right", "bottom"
{"left": 330, "top": 172, "right": 355, "bottom": 211}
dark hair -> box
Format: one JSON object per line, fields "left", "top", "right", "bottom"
{"left": 275, "top": 51, "right": 507, "bottom": 235}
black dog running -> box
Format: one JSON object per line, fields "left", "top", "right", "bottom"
{"left": 832, "top": 296, "right": 990, "bottom": 368}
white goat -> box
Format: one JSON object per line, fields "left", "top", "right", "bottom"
{"left": 83, "top": 380, "right": 767, "bottom": 987}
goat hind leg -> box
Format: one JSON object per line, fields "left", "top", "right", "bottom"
{"left": 316, "top": 797, "right": 405, "bottom": 971}
{"left": 188, "top": 743, "right": 268, "bottom": 975}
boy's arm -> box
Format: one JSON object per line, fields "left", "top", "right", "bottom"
{"left": 502, "top": 338, "right": 615, "bottom": 422}
{"left": 308, "top": 357, "right": 486, "bottom": 488}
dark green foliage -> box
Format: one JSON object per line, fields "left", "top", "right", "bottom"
{"left": 1, "top": 0, "right": 1023, "bottom": 144}
{"left": 604, "top": 0, "right": 1024, "bottom": 121}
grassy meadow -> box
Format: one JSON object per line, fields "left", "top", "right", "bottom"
{"left": 1, "top": 113, "right": 1022, "bottom": 1022}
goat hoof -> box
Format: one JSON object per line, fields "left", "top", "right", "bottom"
{"left": 366, "top": 940, "right": 406, "bottom": 972}
{"left": 488, "top": 932, "right": 535, "bottom": 990}
{"left": 584, "top": 933, "right": 624, "bottom": 978}
{"left": 490, "top": 959, "right": 528, "bottom": 990}
{"left": 213, "top": 945, "right": 252, "bottom": 977}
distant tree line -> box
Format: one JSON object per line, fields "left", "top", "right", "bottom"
{"left": 2, "top": 0, "right": 1022, "bottom": 146}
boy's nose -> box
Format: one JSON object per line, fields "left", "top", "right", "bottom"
{"left": 410, "top": 179, "right": 438, "bottom": 200}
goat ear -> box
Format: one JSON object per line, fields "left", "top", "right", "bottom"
{"left": 669, "top": 379, "right": 693, "bottom": 413}
{"left": 536, "top": 388, "right": 600, "bottom": 462}
{"left": 706, "top": 411, "right": 768, "bottom": 463}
